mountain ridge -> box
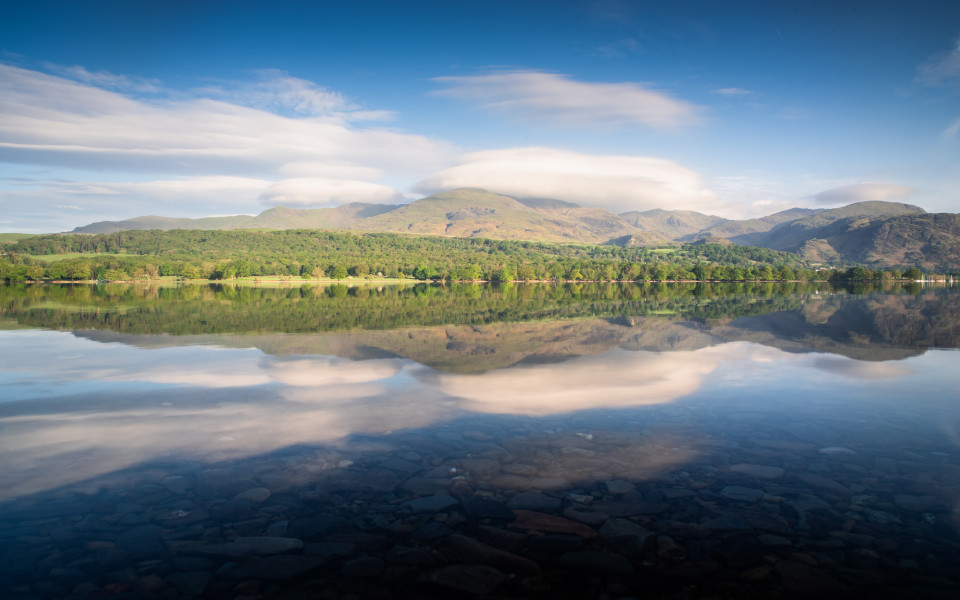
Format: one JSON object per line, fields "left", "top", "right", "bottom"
{"left": 67, "top": 189, "right": 956, "bottom": 269}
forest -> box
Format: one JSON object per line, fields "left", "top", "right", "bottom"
{"left": 0, "top": 229, "right": 940, "bottom": 283}
{"left": 0, "top": 280, "right": 930, "bottom": 336}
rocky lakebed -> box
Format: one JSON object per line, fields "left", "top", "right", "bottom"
{"left": 2, "top": 406, "right": 958, "bottom": 600}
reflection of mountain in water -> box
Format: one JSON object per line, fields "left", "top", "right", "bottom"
{"left": 711, "top": 292, "right": 960, "bottom": 362}
{"left": 27, "top": 284, "right": 957, "bottom": 371}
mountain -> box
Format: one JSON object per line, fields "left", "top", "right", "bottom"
{"left": 71, "top": 214, "right": 258, "bottom": 233}
{"left": 731, "top": 201, "right": 926, "bottom": 249}
{"left": 67, "top": 189, "right": 957, "bottom": 269}
{"left": 619, "top": 209, "right": 727, "bottom": 239}
{"left": 71, "top": 203, "right": 396, "bottom": 234}
{"left": 352, "top": 189, "right": 636, "bottom": 243}
{"left": 681, "top": 207, "right": 823, "bottom": 242}
{"left": 791, "top": 212, "right": 960, "bottom": 270}
{"left": 72, "top": 188, "right": 637, "bottom": 244}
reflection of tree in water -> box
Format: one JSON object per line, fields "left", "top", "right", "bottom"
{"left": 2, "top": 282, "right": 959, "bottom": 367}
{"left": 720, "top": 289, "right": 960, "bottom": 361}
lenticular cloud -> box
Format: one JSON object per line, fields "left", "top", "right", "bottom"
{"left": 414, "top": 147, "right": 717, "bottom": 214}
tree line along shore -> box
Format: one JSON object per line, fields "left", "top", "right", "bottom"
{"left": 0, "top": 229, "right": 951, "bottom": 284}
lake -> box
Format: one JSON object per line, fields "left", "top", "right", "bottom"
{"left": 1, "top": 282, "right": 958, "bottom": 599}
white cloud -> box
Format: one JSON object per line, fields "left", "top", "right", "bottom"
{"left": 414, "top": 147, "right": 718, "bottom": 214}
{"left": 429, "top": 347, "right": 721, "bottom": 416}
{"left": 195, "top": 69, "right": 395, "bottom": 121}
{"left": 811, "top": 183, "right": 914, "bottom": 206}
{"left": 264, "top": 356, "right": 402, "bottom": 387}
{"left": 0, "top": 63, "right": 456, "bottom": 228}
{"left": 258, "top": 178, "right": 402, "bottom": 207}
{"left": 915, "top": 37, "right": 960, "bottom": 86}
{"left": 100, "top": 176, "right": 271, "bottom": 200}
{"left": 43, "top": 63, "right": 163, "bottom": 93}
{"left": 0, "top": 64, "right": 452, "bottom": 186}
{"left": 277, "top": 161, "right": 384, "bottom": 180}
{"left": 432, "top": 70, "right": 702, "bottom": 129}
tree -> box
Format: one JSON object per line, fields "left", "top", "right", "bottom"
{"left": 844, "top": 266, "right": 871, "bottom": 281}
{"left": 493, "top": 264, "right": 517, "bottom": 282}
{"left": 330, "top": 265, "right": 348, "bottom": 279}
{"left": 758, "top": 265, "right": 774, "bottom": 281}
{"left": 350, "top": 262, "right": 370, "bottom": 277}
{"left": 181, "top": 265, "right": 201, "bottom": 279}
{"left": 692, "top": 263, "right": 709, "bottom": 281}
{"left": 548, "top": 263, "right": 566, "bottom": 281}
{"left": 774, "top": 265, "right": 794, "bottom": 281}
{"left": 517, "top": 264, "right": 536, "bottom": 281}
{"left": 68, "top": 261, "right": 91, "bottom": 281}
{"left": 903, "top": 267, "right": 923, "bottom": 280}
{"left": 453, "top": 264, "right": 482, "bottom": 281}
{"left": 104, "top": 268, "right": 129, "bottom": 281}
{"left": 413, "top": 265, "right": 437, "bottom": 280}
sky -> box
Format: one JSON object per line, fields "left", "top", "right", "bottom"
{"left": 1, "top": 0, "right": 959, "bottom": 232}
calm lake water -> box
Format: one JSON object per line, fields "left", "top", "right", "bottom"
{"left": 1, "top": 282, "right": 958, "bottom": 599}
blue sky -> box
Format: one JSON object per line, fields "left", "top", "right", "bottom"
{"left": 1, "top": 0, "right": 958, "bottom": 232}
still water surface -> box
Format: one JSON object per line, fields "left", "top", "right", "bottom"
{"left": 1, "top": 282, "right": 958, "bottom": 598}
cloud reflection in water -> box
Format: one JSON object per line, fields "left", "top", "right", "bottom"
{"left": 0, "top": 329, "right": 927, "bottom": 500}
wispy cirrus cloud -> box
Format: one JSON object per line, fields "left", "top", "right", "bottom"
{"left": 432, "top": 70, "right": 702, "bottom": 129}
{"left": 942, "top": 116, "right": 960, "bottom": 140}
{"left": 42, "top": 63, "right": 163, "bottom": 93}
{"left": 915, "top": 37, "right": 960, "bottom": 87}
{"left": 414, "top": 147, "right": 717, "bottom": 214}
{"left": 811, "top": 182, "right": 914, "bottom": 206}
{"left": 195, "top": 69, "right": 395, "bottom": 121}
{"left": 589, "top": 38, "right": 642, "bottom": 59}
{"left": 0, "top": 64, "right": 450, "bottom": 176}
{"left": 713, "top": 87, "right": 753, "bottom": 97}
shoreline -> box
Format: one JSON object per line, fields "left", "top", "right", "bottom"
{"left": 5, "top": 277, "right": 954, "bottom": 286}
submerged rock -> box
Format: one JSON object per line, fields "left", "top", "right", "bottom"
{"left": 447, "top": 533, "right": 541, "bottom": 576}
{"left": 399, "top": 495, "right": 459, "bottom": 514}
{"left": 730, "top": 464, "right": 785, "bottom": 479}
{"left": 195, "top": 536, "right": 303, "bottom": 557}
{"left": 720, "top": 486, "right": 765, "bottom": 502}
{"left": 512, "top": 510, "right": 598, "bottom": 538}
{"left": 427, "top": 564, "right": 507, "bottom": 595}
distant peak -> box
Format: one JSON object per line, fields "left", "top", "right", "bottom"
{"left": 838, "top": 200, "right": 926, "bottom": 214}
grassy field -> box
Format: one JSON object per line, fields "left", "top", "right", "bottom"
{"left": 0, "top": 233, "right": 37, "bottom": 243}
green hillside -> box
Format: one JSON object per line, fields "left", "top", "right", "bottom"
{"left": 56, "top": 189, "right": 958, "bottom": 270}
{"left": 620, "top": 209, "right": 727, "bottom": 238}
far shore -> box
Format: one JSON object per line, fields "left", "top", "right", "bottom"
{"left": 9, "top": 276, "right": 954, "bottom": 286}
